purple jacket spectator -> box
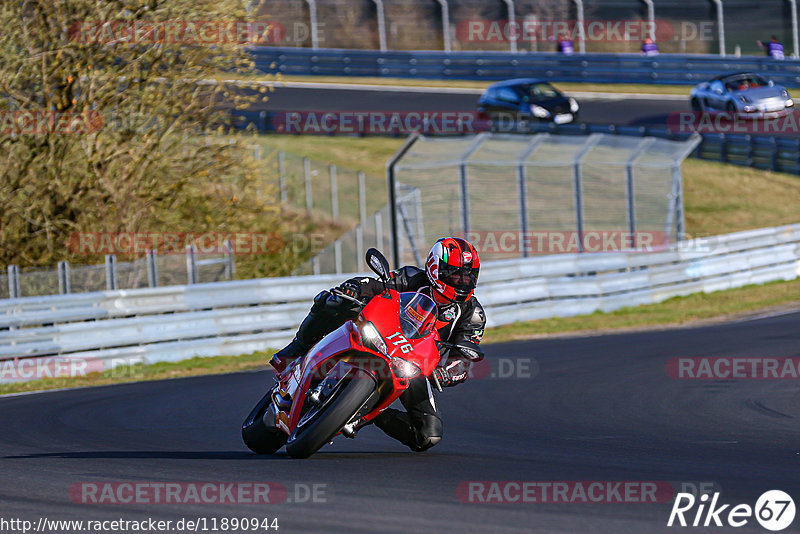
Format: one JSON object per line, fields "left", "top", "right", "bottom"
{"left": 641, "top": 39, "right": 658, "bottom": 56}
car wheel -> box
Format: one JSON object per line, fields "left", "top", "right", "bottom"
{"left": 726, "top": 102, "right": 737, "bottom": 119}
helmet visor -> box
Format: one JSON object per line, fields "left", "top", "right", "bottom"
{"left": 438, "top": 263, "right": 479, "bottom": 295}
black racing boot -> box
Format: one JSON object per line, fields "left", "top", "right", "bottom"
{"left": 269, "top": 291, "right": 343, "bottom": 376}
{"left": 269, "top": 337, "right": 308, "bottom": 375}
{"left": 373, "top": 409, "right": 442, "bottom": 452}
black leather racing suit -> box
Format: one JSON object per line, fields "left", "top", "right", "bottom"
{"left": 289, "top": 266, "right": 486, "bottom": 451}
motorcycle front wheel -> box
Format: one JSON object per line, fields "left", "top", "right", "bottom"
{"left": 285, "top": 368, "right": 376, "bottom": 459}
{"left": 241, "top": 387, "right": 287, "bottom": 455}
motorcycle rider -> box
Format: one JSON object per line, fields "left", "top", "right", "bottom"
{"left": 269, "top": 237, "right": 486, "bottom": 452}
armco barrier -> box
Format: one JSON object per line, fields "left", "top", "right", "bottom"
{"left": 503, "top": 123, "right": 800, "bottom": 175}
{"left": 251, "top": 47, "right": 800, "bottom": 87}
{"left": 1, "top": 224, "right": 799, "bottom": 381}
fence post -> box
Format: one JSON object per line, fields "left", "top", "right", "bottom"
{"left": 329, "top": 164, "right": 339, "bottom": 221}
{"left": 375, "top": 212, "right": 384, "bottom": 254}
{"left": 517, "top": 135, "right": 546, "bottom": 258}
{"left": 8, "top": 265, "right": 20, "bottom": 299}
{"left": 185, "top": 245, "right": 198, "bottom": 285}
{"left": 356, "top": 171, "right": 367, "bottom": 271}
{"left": 304, "top": 0, "right": 320, "bottom": 49}
{"left": 105, "top": 255, "right": 117, "bottom": 290}
{"left": 625, "top": 138, "right": 656, "bottom": 239}
{"left": 334, "top": 240, "right": 343, "bottom": 274}
{"left": 372, "top": 0, "right": 388, "bottom": 52}
{"left": 712, "top": 0, "right": 726, "bottom": 57}
{"left": 458, "top": 134, "right": 489, "bottom": 238}
{"left": 312, "top": 256, "right": 321, "bottom": 276}
{"left": 502, "top": 0, "right": 518, "bottom": 53}
{"left": 146, "top": 249, "right": 159, "bottom": 288}
{"left": 57, "top": 261, "right": 71, "bottom": 295}
{"left": 278, "top": 151, "right": 287, "bottom": 207}
{"left": 224, "top": 239, "right": 236, "bottom": 280}
{"left": 436, "top": 0, "right": 451, "bottom": 52}
{"left": 572, "top": 134, "right": 603, "bottom": 253}
{"left": 304, "top": 157, "right": 313, "bottom": 216}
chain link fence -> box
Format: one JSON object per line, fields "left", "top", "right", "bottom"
{"left": 2, "top": 248, "right": 235, "bottom": 300}
{"left": 385, "top": 132, "right": 700, "bottom": 264}
{"left": 295, "top": 183, "right": 423, "bottom": 274}
{"left": 2, "top": 143, "right": 386, "bottom": 299}
{"left": 257, "top": 0, "right": 796, "bottom": 57}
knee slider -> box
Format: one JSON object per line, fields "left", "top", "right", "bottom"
{"left": 413, "top": 414, "right": 442, "bottom": 451}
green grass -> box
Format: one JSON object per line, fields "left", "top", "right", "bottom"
{"left": 484, "top": 278, "right": 800, "bottom": 343}
{"left": 249, "top": 74, "right": 692, "bottom": 96}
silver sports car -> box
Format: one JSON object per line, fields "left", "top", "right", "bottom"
{"left": 690, "top": 72, "right": 794, "bottom": 118}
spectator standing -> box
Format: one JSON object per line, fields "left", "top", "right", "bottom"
{"left": 757, "top": 36, "right": 785, "bottom": 60}
{"left": 641, "top": 37, "right": 659, "bottom": 56}
{"left": 557, "top": 33, "right": 574, "bottom": 55}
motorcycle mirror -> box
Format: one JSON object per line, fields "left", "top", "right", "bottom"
{"left": 365, "top": 248, "right": 391, "bottom": 281}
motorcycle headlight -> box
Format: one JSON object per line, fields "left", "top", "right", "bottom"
{"left": 569, "top": 97, "right": 579, "bottom": 113}
{"left": 786, "top": 99, "right": 794, "bottom": 107}
{"left": 530, "top": 105, "right": 550, "bottom": 118}
{"left": 391, "top": 357, "right": 421, "bottom": 379}
{"left": 360, "top": 321, "right": 387, "bottom": 356}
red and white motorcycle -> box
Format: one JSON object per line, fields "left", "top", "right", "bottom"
{"left": 242, "top": 248, "right": 481, "bottom": 459}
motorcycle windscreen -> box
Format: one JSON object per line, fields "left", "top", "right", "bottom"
{"left": 398, "top": 292, "right": 437, "bottom": 340}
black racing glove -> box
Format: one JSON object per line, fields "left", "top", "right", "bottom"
{"left": 336, "top": 280, "right": 361, "bottom": 299}
{"left": 433, "top": 357, "right": 470, "bottom": 388}
{"left": 327, "top": 281, "right": 364, "bottom": 313}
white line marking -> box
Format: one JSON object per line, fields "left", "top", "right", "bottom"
{"left": 265, "top": 80, "right": 688, "bottom": 101}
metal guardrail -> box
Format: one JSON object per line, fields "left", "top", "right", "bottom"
{"left": 517, "top": 122, "right": 800, "bottom": 175}
{"left": 251, "top": 47, "right": 800, "bottom": 87}
{"left": 1, "top": 223, "right": 799, "bottom": 381}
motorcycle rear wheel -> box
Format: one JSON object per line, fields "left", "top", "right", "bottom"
{"left": 241, "top": 388, "right": 287, "bottom": 455}
{"left": 285, "top": 369, "right": 375, "bottom": 459}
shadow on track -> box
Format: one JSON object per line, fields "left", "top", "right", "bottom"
{"left": 3, "top": 450, "right": 432, "bottom": 460}
{"left": 3, "top": 451, "right": 269, "bottom": 460}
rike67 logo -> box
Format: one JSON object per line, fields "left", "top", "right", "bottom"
{"left": 668, "top": 490, "right": 795, "bottom": 531}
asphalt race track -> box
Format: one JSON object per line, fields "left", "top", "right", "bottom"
{"left": 3, "top": 310, "right": 800, "bottom": 533}
{"left": 261, "top": 84, "right": 686, "bottom": 129}
{"left": 254, "top": 84, "right": 800, "bottom": 139}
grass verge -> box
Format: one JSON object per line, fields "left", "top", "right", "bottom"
{"left": 260, "top": 74, "right": 692, "bottom": 96}
{"left": 3, "top": 277, "right": 800, "bottom": 396}
{"left": 0, "top": 353, "right": 270, "bottom": 396}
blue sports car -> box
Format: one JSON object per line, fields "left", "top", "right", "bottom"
{"left": 690, "top": 72, "right": 794, "bottom": 118}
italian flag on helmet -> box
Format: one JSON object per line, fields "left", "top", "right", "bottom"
{"left": 425, "top": 237, "right": 480, "bottom": 303}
